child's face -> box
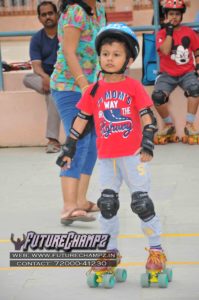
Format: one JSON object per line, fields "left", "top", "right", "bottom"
{"left": 166, "top": 10, "right": 182, "bottom": 26}
{"left": 99, "top": 42, "right": 127, "bottom": 73}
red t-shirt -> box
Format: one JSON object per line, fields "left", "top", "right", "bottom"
{"left": 156, "top": 26, "right": 199, "bottom": 76}
{"left": 77, "top": 76, "right": 153, "bottom": 159}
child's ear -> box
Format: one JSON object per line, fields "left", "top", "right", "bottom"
{"left": 127, "top": 58, "right": 134, "bottom": 68}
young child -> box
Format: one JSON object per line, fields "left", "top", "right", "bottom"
{"left": 152, "top": 0, "right": 199, "bottom": 138}
{"left": 57, "top": 23, "right": 167, "bottom": 272}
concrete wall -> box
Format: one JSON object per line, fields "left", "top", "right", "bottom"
{"left": 0, "top": 90, "right": 65, "bottom": 147}
{"left": 0, "top": 15, "right": 42, "bottom": 42}
{"left": 1, "top": 69, "right": 199, "bottom": 147}
{"left": 3, "top": 70, "right": 31, "bottom": 91}
{"left": 0, "top": 71, "right": 65, "bottom": 147}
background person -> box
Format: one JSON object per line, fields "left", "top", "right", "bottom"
{"left": 23, "top": 1, "right": 61, "bottom": 153}
{"left": 50, "top": 0, "right": 106, "bottom": 225}
{"left": 152, "top": 0, "right": 190, "bottom": 25}
{"left": 152, "top": 0, "right": 199, "bottom": 138}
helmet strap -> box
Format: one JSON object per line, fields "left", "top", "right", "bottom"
{"left": 90, "top": 71, "right": 102, "bottom": 97}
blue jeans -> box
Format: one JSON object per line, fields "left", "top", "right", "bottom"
{"left": 51, "top": 90, "right": 97, "bottom": 179}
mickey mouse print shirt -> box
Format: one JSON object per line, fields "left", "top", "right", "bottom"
{"left": 156, "top": 26, "right": 199, "bottom": 76}
{"left": 77, "top": 76, "right": 153, "bottom": 159}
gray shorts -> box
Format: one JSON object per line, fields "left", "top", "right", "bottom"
{"left": 98, "top": 155, "right": 150, "bottom": 194}
{"left": 154, "top": 71, "right": 199, "bottom": 95}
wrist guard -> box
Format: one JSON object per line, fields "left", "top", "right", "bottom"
{"left": 165, "top": 22, "right": 174, "bottom": 36}
{"left": 56, "top": 137, "right": 77, "bottom": 167}
{"left": 141, "top": 126, "right": 155, "bottom": 157}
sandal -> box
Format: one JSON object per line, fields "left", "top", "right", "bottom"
{"left": 60, "top": 208, "right": 96, "bottom": 226}
{"left": 46, "top": 141, "right": 61, "bottom": 153}
{"left": 83, "top": 201, "right": 99, "bottom": 213}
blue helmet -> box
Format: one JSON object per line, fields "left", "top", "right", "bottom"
{"left": 95, "top": 23, "right": 140, "bottom": 61}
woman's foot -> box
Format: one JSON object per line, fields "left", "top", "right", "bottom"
{"left": 46, "top": 139, "right": 61, "bottom": 153}
{"left": 60, "top": 208, "right": 96, "bottom": 225}
{"left": 78, "top": 200, "right": 100, "bottom": 212}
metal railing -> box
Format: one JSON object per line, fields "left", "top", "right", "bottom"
{"left": 0, "top": 0, "right": 198, "bottom": 91}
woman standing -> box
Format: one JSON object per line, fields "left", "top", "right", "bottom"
{"left": 50, "top": 0, "right": 106, "bottom": 225}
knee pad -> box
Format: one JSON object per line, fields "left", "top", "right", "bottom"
{"left": 97, "top": 189, "right": 119, "bottom": 219}
{"left": 184, "top": 83, "right": 199, "bottom": 98}
{"left": 131, "top": 191, "right": 155, "bottom": 222}
{"left": 152, "top": 90, "right": 168, "bottom": 106}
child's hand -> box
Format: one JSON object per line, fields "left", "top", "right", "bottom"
{"left": 140, "top": 151, "right": 153, "bottom": 162}
{"left": 56, "top": 136, "right": 77, "bottom": 168}
{"left": 164, "top": 20, "right": 174, "bottom": 36}
{"left": 61, "top": 157, "right": 72, "bottom": 170}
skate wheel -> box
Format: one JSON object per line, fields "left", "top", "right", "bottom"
{"left": 188, "top": 137, "right": 194, "bottom": 145}
{"left": 115, "top": 268, "right": 127, "bottom": 282}
{"left": 193, "top": 136, "right": 199, "bottom": 144}
{"left": 87, "top": 273, "right": 99, "bottom": 288}
{"left": 154, "top": 136, "right": 159, "bottom": 145}
{"left": 103, "top": 274, "right": 115, "bottom": 288}
{"left": 182, "top": 136, "right": 188, "bottom": 143}
{"left": 140, "top": 273, "right": 150, "bottom": 288}
{"left": 163, "top": 268, "right": 173, "bottom": 282}
{"left": 158, "top": 273, "right": 168, "bottom": 288}
{"left": 159, "top": 137, "right": 168, "bottom": 145}
{"left": 187, "top": 135, "right": 199, "bottom": 145}
{"left": 170, "top": 135, "right": 179, "bottom": 143}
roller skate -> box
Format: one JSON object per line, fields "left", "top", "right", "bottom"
{"left": 140, "top": 248, "right": 173, "bottom": 288}
{"left": 154, "top": 124, "right": 179, "bottom": 145}
{"left": 86, "top": 249, "right": 127, "bottom": 289}
{"left": 182, "top": 123, "right": 199, "bottom": 145}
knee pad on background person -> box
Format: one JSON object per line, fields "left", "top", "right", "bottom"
{"left": 152, "top": 90, "right": 168, "bottom": 106}
{"left": 184, "top": 83, "right": 199, "bottom": 98}
{"left": 131, "top": 191, "right": 155, "bottom": 222}
{"left": 97, "top": 189, "right": 119, "bottom": 219}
